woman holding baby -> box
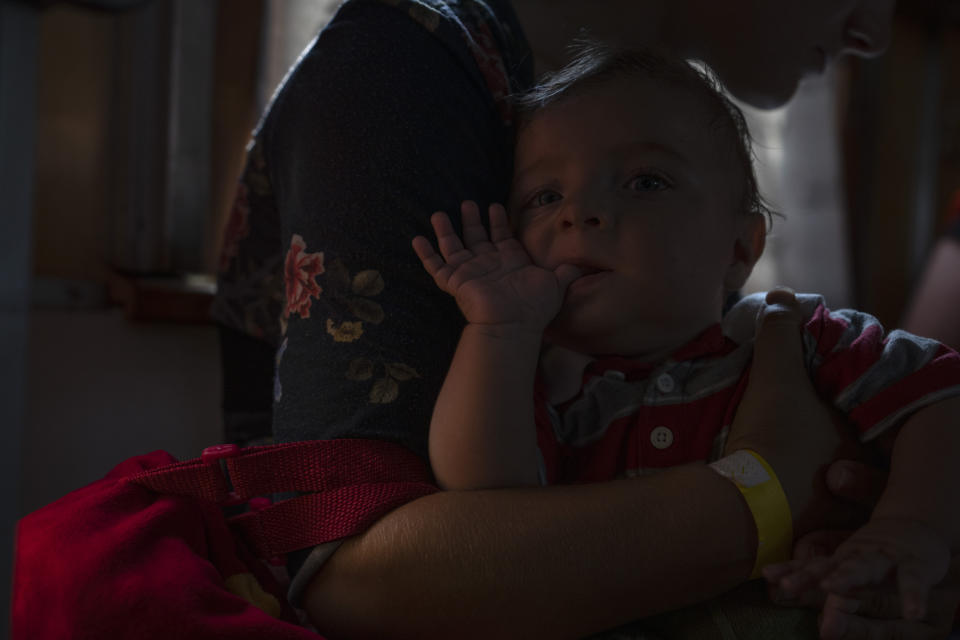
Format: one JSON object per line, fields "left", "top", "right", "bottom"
{"left": 214, "top": 0, "right": 960, "bottom": 637}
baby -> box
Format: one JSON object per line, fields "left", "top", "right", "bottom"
{"left": 412, "top": 43, "right": 960, "bottom": 619}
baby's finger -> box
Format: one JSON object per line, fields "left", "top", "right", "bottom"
{"left": 792, "top": 530, "right": 852, "bottom": 563}
{"left": 818, "top": 603, "right": 946, "bottom": 640}
{"left": 763, "top": 560, "right": 802, "bottom": 583}
{"left": 768, "top": 574, "right": 826, "bottom": 609}
{"left": 412, "top": 236, "right": 457, "bottom": 291}
{"left": 412, "top": 236, "right": 442, "bottom": 273}
{"left": 765, "top": 559, "right": 825, "bottom": 605}
{"left": 778, "top": 556, "right": 838, "bottom": 597}
{"left": 824, "top": 590, "right": 904, "bottom": 620}
{"left": 821, "top": 551, "right": 895, "bottom": 594}
{"left": 898, "top": 560, "right": 934, "bottom": 620}
{"left": 431, "top": 211, "right": 472, "bottom": 265}
{"left": 460, "top": 201, "right": 493, "bottom": 252}
{"left": 488, "top": 203, "right": 514, "bottom": 244}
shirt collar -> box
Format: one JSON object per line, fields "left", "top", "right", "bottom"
{"left": 585, "top": 323, "right": 733, "bottom": 382}
{"left": 537, "top": 323, "right": 737, "bottom": 407}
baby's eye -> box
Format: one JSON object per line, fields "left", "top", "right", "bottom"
{"left": 530, "top": 190, "right": 562, "bottom": 208}
{"left": 626, "top": 174, "right": 670, "bottom": 192}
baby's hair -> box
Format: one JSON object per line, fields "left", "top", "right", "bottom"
{"left": 512, "top": 39, "right": 776, "bottom": 229}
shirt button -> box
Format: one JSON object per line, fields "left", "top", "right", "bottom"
{"left": 655, "top": 373, "right": 675, "bottom": 394}
{"left": 650, "top": 426, "right": 674, "bottom": 449}
{"left": 603, "top": 370, "right": 626, "bottom": 381}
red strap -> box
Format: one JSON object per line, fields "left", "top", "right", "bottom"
{"left": 225, "top": 440, "right": 433, "bottom": 497}
{"left": 125, "top": 456, "right": 233, "bottom": 501}
{"left": 229, "top": 481, "right": 437, "bottom": 557}
{"left": 125, "top": 439, "right": 438, "bottom": 555}
{"left": 127, "top": 439, "right": 432, "bottom": 499}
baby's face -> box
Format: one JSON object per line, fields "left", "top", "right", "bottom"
{"left": 509, "top": 76, "right": 759, "bottom": 358}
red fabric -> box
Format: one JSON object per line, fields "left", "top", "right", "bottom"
{"left": 12, "top": 440, "right": 437, "bottom": 639}
{"left": 127, "top": 439, "right": 438, "bottom": 557}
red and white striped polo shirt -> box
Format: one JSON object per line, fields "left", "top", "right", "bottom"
{"left": 534, "top": 293, "right": 960, "bottom": 484}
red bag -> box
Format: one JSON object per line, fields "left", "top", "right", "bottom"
{"left": 12, "top": 439, "right": 437, "bottom": 639}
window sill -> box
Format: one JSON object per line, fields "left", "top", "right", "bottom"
{"left": 107, "top": 271, "right": 216, "bottom": 324}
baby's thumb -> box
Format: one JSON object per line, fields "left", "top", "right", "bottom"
{"left": 752, "top": 287, "right": 806, "bottom": 382}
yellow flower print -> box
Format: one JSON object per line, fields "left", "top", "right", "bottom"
{"left": 326, "top": 318, "right": 364, "bottom": 343}
{"left": 369, "top": 377, "right": 399, "bottom": 404}
{"left": 345, "top": 359, "right": 420, "bottom": 404}
{"left": 384, "top": 362, "right": 418, "bottom": 380}
{"left": 346, "top": 358, "right": 375, "bottom": 381}
{"left": 326, "top": 258, "right": 419, "bottom": 403}
{"left": 352, "top": 270, "right": 385, "bottom": 296}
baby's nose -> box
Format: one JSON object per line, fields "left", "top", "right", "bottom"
{"left": 563, "top": 215, "right": 603, "bottom": 229}
{"left": 560, "top": 199, "right": 612, "bottom": 229}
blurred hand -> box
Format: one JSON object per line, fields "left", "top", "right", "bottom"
{"left": 766, "top": 462, "right": 960, "bottom": 639}
{"left": 766, "top": 542, "right": 960, "bottom": 639}
{"left": 769, "top": 518, "right": 950, "bottom": 616}
{"left": 725, "top": 288, "right": 855, "bottom": 533}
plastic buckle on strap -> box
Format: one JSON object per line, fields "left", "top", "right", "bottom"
{"left": 201, "top": 443, "right": 241, "bottom": 464}
{"left": 201, "top": 444, "right": 245, "bottom": 506}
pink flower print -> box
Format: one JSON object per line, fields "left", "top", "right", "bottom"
{"left": 283, "top": 234, "right": 325, "bottom": 319}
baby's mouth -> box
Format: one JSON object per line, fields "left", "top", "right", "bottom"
{"left": 568, "top": 261, "right": 610, "bottom": 276}
{"left": 567, "top": 265, "right": 612, "bottom": 293}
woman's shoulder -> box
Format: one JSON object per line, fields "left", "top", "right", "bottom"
{"left": 354, "top": 0, "right": 531, "bottom": 75}
{"left": 269, "top": 0, "right": 532, "bottom": 127}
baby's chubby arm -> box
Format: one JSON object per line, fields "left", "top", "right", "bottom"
{"left": 767, "top": 395, "right": 960, "bottom": 625}
{"left": 412, "top": 201, "right": 582, "bottom": 489}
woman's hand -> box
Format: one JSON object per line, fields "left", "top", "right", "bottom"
{"left": 412, "top": 201, "right": 581, "bottom": 330}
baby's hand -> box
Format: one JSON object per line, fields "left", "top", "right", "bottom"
{"left": 764, "top": 517, "right": 951, "bottom": 621}
{"left": 412, "top": 201, "right": 582, "bottom": 329}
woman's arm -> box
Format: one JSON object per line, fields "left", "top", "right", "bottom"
{"left": 305, "top": 464, "right": 758, "bottom": 640}
{"left": 264, "top": 1, "right": 527, "bottom": 460}
{"left": 302, "top": 291, "right": 857, "bottom": 638}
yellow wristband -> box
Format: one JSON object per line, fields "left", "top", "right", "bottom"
{"left": 709, "top": 449, "right": 793, "bottom": 579}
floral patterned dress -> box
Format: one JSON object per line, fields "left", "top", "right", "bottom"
{"left": 212, "top": 0, "right": 533, "bottom": 578}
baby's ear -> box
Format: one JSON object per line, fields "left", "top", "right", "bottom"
{"left": 724, "top": 212, "right": 766, "bottom": 291}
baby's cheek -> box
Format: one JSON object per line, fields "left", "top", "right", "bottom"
{"left": 518, "top": 227, "right": 550, "bottom": 264}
